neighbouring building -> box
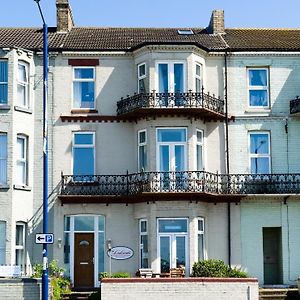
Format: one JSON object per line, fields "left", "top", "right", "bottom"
{"left": 1, "top": 0, "right": 300, "bottom": 288}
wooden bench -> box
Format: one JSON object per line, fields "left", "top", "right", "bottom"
{"left": 170, "top": 267, "right": 185, "bottom": 278}
{"left": 136, "top": 268, "right": 153, "bottom": 278}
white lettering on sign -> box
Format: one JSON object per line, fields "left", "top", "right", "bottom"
{"left": 107, "top": 246, "right": 134, "bottom": 260}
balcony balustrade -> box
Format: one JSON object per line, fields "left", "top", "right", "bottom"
{"left": 60, "top": 171, "right": 300, "bottom": 203}
{"left": 116, "top": 89, "right": 225, "bottom": 121}
{"left": 290, "top": 96, "right": 300, "bottom": 115}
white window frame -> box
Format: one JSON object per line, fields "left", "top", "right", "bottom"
{"left": 196, "top": 129, "right": 204, "bottom": 171}
{"left": 157, "top": 217, "right": 189, "bottom": 273}
{"left": 72, "top": 67, "right": 96, "bottom": 109}
{"left": 0, "top": 220, "right": 6, "bottom": 264}
{"left": 249, "top": 131, "right": 271, "bottom": 174}
{"left": 195, "top": 63, "right": 202, "bottom": 93}
{"left": 0, "top": 133, "right": 7, "bottom": 185}
{"left": 16, "top": 134, "right": 28, "bottom": 186}
{"left": 72, "top": 132, "right": 95, "bottom": 176}
{"left": 247, "top": 67, "right": 269, "bottom": 108}
{"left": 155, "top": 61, "right": 186, "bottom": 93}
{"left": 138, "top": 129, "right": 147, "bottom": 172}
{"left": 156, "top": 127, "right": 187, "bottom": 172}
{"left": 0, "top": 60, "right": 8, "bottom": 105}
{"left": 15, "top": 222, "right": 26, "bottom": 266}
{"left": 17, "top": 61, "right": 29, "bottom": 108}
{"left": 197, "top": 217, "right": 206, "bottom": 261}
{"left": 139, "top": 219, "right": 148, "bottom": 268}
{"left": 138, "top": 63, "right": 147, "bottom": 94}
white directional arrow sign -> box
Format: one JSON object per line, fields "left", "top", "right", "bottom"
{"left": 35, "top": 233, "right": 54, "bottom": 244}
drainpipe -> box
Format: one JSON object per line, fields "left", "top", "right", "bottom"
{"left": 224, "top": 50, "right": 231, "bottom": 266}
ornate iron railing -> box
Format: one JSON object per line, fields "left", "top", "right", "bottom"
{"left": 61, "top": 171, "right": 300, "bottom": 196}
{"left": 117, "top": 89, "right": 224, "bottom": 116}
{"left": 290, "top": 96, "right": 300, "bottom": 114}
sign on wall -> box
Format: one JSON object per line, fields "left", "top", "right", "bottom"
{"left": 107, "top": 246, "right": 134, "bottom": 260}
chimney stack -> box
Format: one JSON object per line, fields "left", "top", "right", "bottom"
{"left": 207, "top": 10, "right": 225, "bottom": 34}
{"left": 56, "top": 0, "right": 74, "bottom": 32}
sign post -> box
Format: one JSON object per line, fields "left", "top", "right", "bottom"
{"left": 33, "top": 2, "right": 49, "bottom": 299}
{"left": 36, "top": 234, "right": 54, "bottom": 244}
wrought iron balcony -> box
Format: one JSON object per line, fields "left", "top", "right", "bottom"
{"left": 116, "top": 89, "right": 225, "bottom": 121}
{"left": 60, "top": 171, "right": 300, "bottom": 204}
{"left": 290, "top": 96, "right": 300, "bottom": 115}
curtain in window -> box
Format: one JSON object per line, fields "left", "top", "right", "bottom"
{"left": 250, "top": 69, "right": 267, "bottom": 86}
{"left": 73, "top": 82, "right": 82, "bottom": 108}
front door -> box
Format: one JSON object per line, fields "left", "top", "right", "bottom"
{"left": 263, "top": 227, "right": 282, "bottom": 284}
{"left": 74, "top": 233, "right": 94, "bottom": 288}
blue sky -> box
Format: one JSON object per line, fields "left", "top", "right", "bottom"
{"left": 1, "top": 0, "right": 300, "bottom": 28}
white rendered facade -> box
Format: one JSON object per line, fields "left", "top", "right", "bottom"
{"left": 1, "top": 3, "right": 300, "bottom": 288}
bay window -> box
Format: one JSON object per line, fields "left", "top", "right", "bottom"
{"left": 139, "top": 219, "right": 148, "bottom": 268}
{"left": 197, "top": 217, "right": 205, "bottom": 261}
{"left": 195, "top": 63, "right": 202, "bottom": 93}
{"left": 138, "top": 130, "right": 147, "bottom": 172}
{"left": 196, "top": 130, "right": 204, "bottom": 171}
{"left": 138, "top": 63, "right": 147, "bottom": 93}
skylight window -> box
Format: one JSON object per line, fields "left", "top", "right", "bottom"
{"left": 177, "top": 29, "right": 194, "bottom": 35}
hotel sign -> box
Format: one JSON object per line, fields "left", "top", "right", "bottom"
{"left": 108, "top": 246, "right": 134, "bottom": 260}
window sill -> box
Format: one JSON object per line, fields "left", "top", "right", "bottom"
{"left": 71, "top": 109, "right": 98, "bottom": 114}
{"left": 13, "top": 184, "right": 32, "bottom": 191}
{"left": 0, "top": 184, "right": 10, "bottom": 190}
{"left": 0, "top": 105, "right": 10, "bottom": 111}
{"left": 14, "top": 106, "right": 33, "bottom": 114}
{"left": 245, "top": 108, "right": 271, "bottom": 114}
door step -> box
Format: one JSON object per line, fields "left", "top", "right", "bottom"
{"left": 61, "top": 290, "right": 100, "bottom": 300}
{"left": 259, "top": 288, "right": 300, "bottom": 300}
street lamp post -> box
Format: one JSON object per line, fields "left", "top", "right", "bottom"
{"left": 33, "top": 1, "right": 49, "bottom": 299}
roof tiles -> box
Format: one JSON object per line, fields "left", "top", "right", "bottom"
{"left": 1, "top": 26, "right": 300, "bottom": 52}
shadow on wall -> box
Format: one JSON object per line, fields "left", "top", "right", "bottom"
{"left": 27, "top": 181, "right": 61, "bottom": 267}
{"left": 268, "top": 67, "right": 300, "bottom": 173}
